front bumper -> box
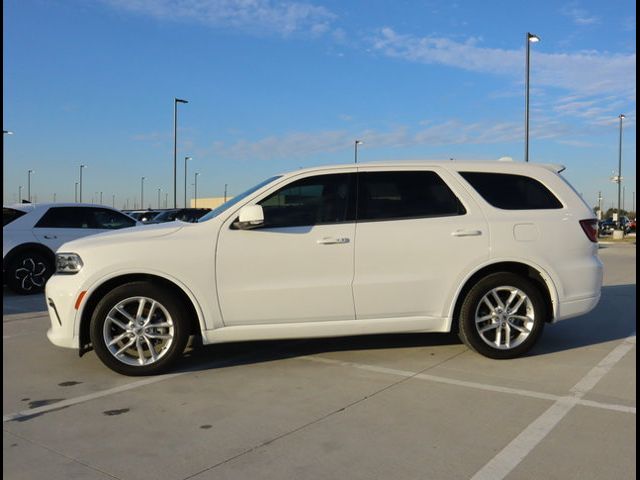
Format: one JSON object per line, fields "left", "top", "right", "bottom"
{"left": 45, "top": 273, "right": 84, "bottom": 349}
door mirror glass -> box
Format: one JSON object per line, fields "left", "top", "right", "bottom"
{"left": 236, "top": 205, "right": 264, "bottom": 229}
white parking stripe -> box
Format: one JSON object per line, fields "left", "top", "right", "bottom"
{"left": 3, "top": 374, "right": 184, "bottom": 422}
{"left": 300, "top": 354, "right": 636, "bottom": 414}
{"left": 471, "top": 333, "right": 636, "bottom": 480}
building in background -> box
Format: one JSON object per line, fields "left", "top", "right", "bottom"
{"left": 189, "top": 197, "right": 231, "bottom": 209}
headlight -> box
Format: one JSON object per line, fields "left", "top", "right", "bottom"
{"left": 56, "top": 253, "right": 84, "bottom": 274}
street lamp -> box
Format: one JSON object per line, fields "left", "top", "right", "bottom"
{"left": 224, "top": 183, "right": 228, "bottom": 202}
{"left": 27, "top": 169, "right": 34, "bottom": 202}
{"left": 616, "top": 114, "right": 625, "bottom": 228}
{"left": 100, "top": 191, "right": 103, "bottom": 205}
{"left": 112, "top": 194, "right": 116, "bottom": 208}
{"left": 3, "top": 130, "right": 13, "bottom": 204}
{"left": 173, "top": 98, "right": 189, "bottom": 208}
{"left": 194, "top": 173, "right": 200, "bottom": 208}
{"left": 165, "top": 192, "right": 168, "bottom": 209}
{"left": 18, "top": 185, "right": 22, "bottom": 202}
{"left": 79, "top": 164, "right": 87, "bottom": 202}
{"left": 354, "top": 140, "right": 363, "bottom": 164}
{"left": 524, "top": 32, "right": 540, "bottom": 163}
{"left": 157, "top": 188, "right": 162, "bottom": 209}
{"left": 141, "top": 176, "right": 146, "bottom": 209}
{"left": 184, "top": 156, "right": 192, "bottom": 208}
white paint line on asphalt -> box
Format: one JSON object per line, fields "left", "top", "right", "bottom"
{"left": 300, "top": 355, "right": 636, "bottom": 414}
{"left": 3, "top": 374, "right": 184, "bottom": 422}
{"left": 471, "top": 333, "right": 636, "bottom": 480}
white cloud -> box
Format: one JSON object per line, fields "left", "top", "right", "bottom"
{"left": 561, "top": 4, "right": 600, "bottom": 26}
{"left": 103, "top": 0, "right": 336, "bottom": 36}
{"left": 371, "top": 28, "right": 636, "bottom": 97}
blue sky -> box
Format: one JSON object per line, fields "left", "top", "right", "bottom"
{"left": 3, "top": 0, "right": 636, "bottom": 211}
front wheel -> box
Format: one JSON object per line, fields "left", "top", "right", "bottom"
{"left": 458, "top": 273, "right": 546, "bottom": 359}
{"left": 90, "top": 282, "right": 190, "bottom": 375}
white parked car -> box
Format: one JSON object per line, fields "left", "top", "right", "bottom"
{"left": 3, "top": 203, "right": 139, "bottom": 294}
{"left": 45, "top": 161, "right": 603, "bottom": 375}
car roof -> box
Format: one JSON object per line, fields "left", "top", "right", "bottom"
{"left": 3, "top": 203, "right": 123, "bottom": 212}
{"left": 278, "top": 159, "right": 566, "bottom": 177}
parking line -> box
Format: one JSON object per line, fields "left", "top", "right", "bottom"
{"left": 3, "top": 374, "right": 184, "bottom": 422}
{"left": 300, "top": 354, "right": 636, "bottom": 414}
{"left": 471, "top": 333, "right": 636, "bottom": 480}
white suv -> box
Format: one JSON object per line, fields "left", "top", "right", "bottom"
{"left": 45, "top": 161, "right": 603, "bottom": 375}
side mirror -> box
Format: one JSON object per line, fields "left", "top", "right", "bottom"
{"left": 236, "top": 205, "right": 264, "bottom": 229}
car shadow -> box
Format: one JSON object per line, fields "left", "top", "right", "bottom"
{"left": 172, "top": 284, "right": 636, "bottom": 373}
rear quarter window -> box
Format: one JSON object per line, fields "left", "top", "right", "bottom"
{"left": 459, "top": 172, "right": 563, "bottom": 210}
{"left": 3, "top": 208, "right": 27, "bottom": 226}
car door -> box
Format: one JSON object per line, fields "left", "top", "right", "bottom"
{"left": 32, "top": 207, "right": 96, "bottom": 252}
{"left": 352, "top": 168, "right": 489, "bottom": 320}
{"left": 216, "top": 171, "right": 356, "bottom": 325}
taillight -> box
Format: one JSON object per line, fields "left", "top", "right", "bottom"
{"left": 579, "top": 219, "right": 598, "bottom": 243}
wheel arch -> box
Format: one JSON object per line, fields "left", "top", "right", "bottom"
{"left": 78, "top": 273, "right": 203, "bottom": 356}
{"left": 448, "top": 261, "right": 557, "bottom": 333}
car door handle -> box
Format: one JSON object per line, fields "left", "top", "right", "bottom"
{"left": 43, "top": 235, "right": 58, "bottom": 239}
{"left": 451, "top": 230, "right": 482, "bottom": 237}
{"left": 317, "top": 237, "right": 350, "bottom": 245}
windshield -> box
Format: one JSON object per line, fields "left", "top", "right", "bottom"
{"left": 198, "top": 176, "right": 281, "bottom": 222}
{"left": 153, "top": 210, "right": 178, "bottom": 222}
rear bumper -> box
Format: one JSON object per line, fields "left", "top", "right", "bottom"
{"left": 554, "top": 293, "right": 601, "bottom": 322}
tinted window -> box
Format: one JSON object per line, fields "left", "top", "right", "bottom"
{"left": 35, "top": 207, "right": 135, "bottom": 229}
{"left": 357, "top": 171, "right": 466, "bottom": 221}
{"left": 35, "top": 207, "right": 92, "bottom": 228}
{"left": 3, "top": 208, "right": 27, "bottom": 226}
{"left": 460, "top": 172, "right": 563, "bottom": 210}
{"left": 89, "top": 208, "right": 136, "bottom": 229}
{"left": 258, "top": 173, "right": 354, "bottom": 228}
{"left": 176, "top": 209, "right": 210, "bottom": 222}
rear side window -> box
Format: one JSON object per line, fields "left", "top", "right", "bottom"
{"left": 35, "top": 207, "right": 136, "bottom": 229}
{"left": 3, "top": 208, "right": 27, "bottom": 226}
{"left": 459, "top": 172, "right": 563, "bottom": 210}
{"left": 357, "top": 171, "right": 466, "bottom": 221}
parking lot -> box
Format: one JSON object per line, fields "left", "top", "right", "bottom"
{"left": 3, "top": 243, "right": 635, "bottom": 480}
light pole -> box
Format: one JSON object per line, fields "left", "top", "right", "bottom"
{"left": 53, "top": 193, "right": 56, "bottom": 203}
{"left": 100, "top": 192, "right": 103, "bottom": 205}
{"left": 524, "top": 32, "right": 540, "bottom": 163}
{"left": 224, "top": 183, "right": 228, "bottom": 202}
{"left": 18, "top": 185, "right": 22, "bottom": 202}
{"left": 3, "top": 130, "right": 13, "bottom": 204}
{"left": 194, "top": 173, "right": 200, "bottom": 208}
{"left": 354, "top": 140, "right": 363, "bottom": 164}
{"left": 141, "top": 176, "right": 146, "bottom": 210}
{"left": 616, "top": 114, "right": 625, "bottom": 228}
{"left": 165, "top": 193, "right": 168, "bottom": 209}
{"left": 157, "top": 188, "right": 162, "bottom": 209}
{"left": 597, "top": 191, "right": 602, "bottom": 219}
{"left": 79, "top": 164, "right": 86, "bottom": 202}
{"left": 112, "top": 194, "right": 115, "bottom": 208}
{"left": 184, "top": 156, "right": 192, "bottom": 208}
{"left": 173, "top": 98, "right": 188, "bottom": 208}
{"left": 27, "top": 169, "right": 34, "bottom": 202}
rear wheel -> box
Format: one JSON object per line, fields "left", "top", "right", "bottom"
{"left": 90, "top": 281, "right": 190, "bottom": 375}
{"left": 6, "top": 250, "right": 53, "bottom": 295}
{"left": 458, "top": 273, "right": 546, "bottom": 359}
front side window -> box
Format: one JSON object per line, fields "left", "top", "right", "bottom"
{"left": 258, "top": 173, "right": 355, "bottom": 228}
{"left": 89, "top": 208, "right": 137, "bottom": 229}
{"left": 357, "top": 171, "right": 466, "bottom": 221}
{"left": 459, "top": 172, "right": 563, "bottom": 210}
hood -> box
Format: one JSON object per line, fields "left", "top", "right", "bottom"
{"left": 59, "top": 221, "right": 185, "bottom": 252}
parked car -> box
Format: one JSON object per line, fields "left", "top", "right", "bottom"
{"left": 599, "top": 216, "right": 630, "bottom": 236}
{"left": 3, "top": 204, "right": 140, "bottom": 294}
{"left": 46, "top": 161, "right": 602, "bottom": 375}
{"left": 146, "top": 208, "right": 211, "bottom": 224}
{"left": 124, "top": 210, "right": 162, "bottom": 223}
{"left": 629, "top": 219, "right": 636, "bottom": 232}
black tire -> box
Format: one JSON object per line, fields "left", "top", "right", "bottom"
{"left": 90, "top": 281, "right": 190, "bottom": 376}
{"left": 458, "top": 272, "right": 546, "bottom": 359}
{"left": 6, "top": 250, "right": 54, "bottom": 295}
